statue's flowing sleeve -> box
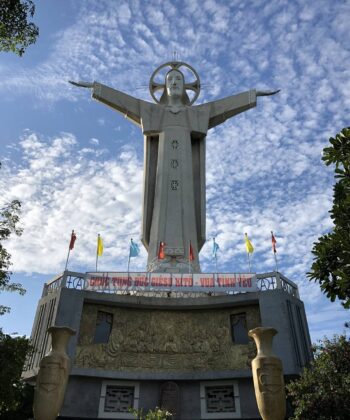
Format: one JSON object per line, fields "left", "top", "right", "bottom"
{"left": 91, "top": 82, "right": 142, "bottom": 127}
{"left": 205, "top": 89, "right": 257, "bottom": 129}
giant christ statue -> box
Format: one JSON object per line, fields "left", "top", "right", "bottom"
{"left": 70, "top": 61, "right": 278, "bottom": 273}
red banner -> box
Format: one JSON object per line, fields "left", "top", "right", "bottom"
{"left": 85, "top": 272, "right": 257, "bottom": 293}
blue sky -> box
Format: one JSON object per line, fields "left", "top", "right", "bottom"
{"left": 0, "top": 0, "right": 349, "bottom": 341}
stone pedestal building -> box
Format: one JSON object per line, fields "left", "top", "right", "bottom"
{"left": 23, "top": 270, "right": 312, "bottom": 419}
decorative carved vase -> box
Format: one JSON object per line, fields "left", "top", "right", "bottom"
{"left": 248, "top": 327, "right": 286, "bottom": 420}
{"left": 33, "top": 326, "right": 76, "bottom": 420}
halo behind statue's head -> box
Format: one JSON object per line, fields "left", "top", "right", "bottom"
{"left": 149, "top": 61, "right": 201, "bottom": 105}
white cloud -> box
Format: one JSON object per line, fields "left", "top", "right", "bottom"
{"left": 1, "top": 0, "right": 349, "bottom": 341}
{"left": 89, "top": 137, "right": 99, "bottom": 145}
{"left": 0, "top": 132, "right": 146, "bottom": 275}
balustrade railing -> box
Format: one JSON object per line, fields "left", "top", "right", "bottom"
{"left": 42, "top": 270, "right": 299, "bottom": 299}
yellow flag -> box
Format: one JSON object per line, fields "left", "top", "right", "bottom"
{"left": 245, "top": 233, "right": 254, "bottom": 253}
{"left": 97, "top": 234, "right": 104, "bottom": 256}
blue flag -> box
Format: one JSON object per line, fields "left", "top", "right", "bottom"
{"left": 212, "top": 238, "right": 220, "bottom": 258}
{"left": 129, "top": 239, "right": 140, "bottom": 258}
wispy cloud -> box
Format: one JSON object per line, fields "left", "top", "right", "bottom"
{"left": 1, "top": 132, "right": 147, "bottom": 274}
{"left": 1, "top": 0, "right": 349, "bottom": 341}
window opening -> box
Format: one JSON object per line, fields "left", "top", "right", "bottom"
{"left": 230, "top": 313, "right": 249, "bottom": 344}
{"left": 94, "top": 311, "right": 113, "bottom": 344}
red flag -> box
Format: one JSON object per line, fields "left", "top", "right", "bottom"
{"left": 189, "top": 242, "right": 194, "bottom": 261}
{"left": 158, "top": 241, "right": 165, "bottom": 259}
{"left": 69, "top": 230, "right": 77, "bottom": 250}
{"left": 271, "top": 231, "right": 277, "bottom": 254}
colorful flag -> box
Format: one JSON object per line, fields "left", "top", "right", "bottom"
{"left": 189, "top": 242, "right": 194, "bottom": 261}
{"left": 271, "top": 231, "right": 277, "bottom": 253}
{"left": 97, "top": 234, "right": 103, "bottom": 256}
{"left": 212, "top": 238, "right": 220, "bottom": 258}
{"left": 244, "top": 233, "right": 254, "bottom": 253}
{"left": 158, "top": 241, "right": 165, "bottom": 259}
{"left": 129, "top": 239, "right": 140, "bottom": 257}
{"left": 69, "top": 230, "right": 77, "bottom": 250}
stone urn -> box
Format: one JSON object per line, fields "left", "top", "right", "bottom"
{"left": 33, "top": 326, "right": 76, "bottom": 420}
{"left": 248, "top": 327, "right": 286, "bottom": 420}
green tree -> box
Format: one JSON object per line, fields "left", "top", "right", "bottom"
{"left": 0, "top": 163, "right": 33, "bottom": 418}
{"left": 308, "top": 127, "right": 350, "bottom": 308}
{"left": 0, "top": 0, "right": 39, "bottom": 56}
{"left": 0, "top": 169, "right": 25, "bottom": 314}
{"left": 0, "top": 330, "right": 33, "bottom": 419}
{"left": 286, "top": 335, "right": 350, "bottom": 420}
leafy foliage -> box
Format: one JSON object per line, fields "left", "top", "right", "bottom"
{"left": 0, "top": 171, "right": 24, "bottom": 314}
{"left": 0, "top": 0, "right": 39, "bottom": 56}
{"left": 0, "top": 163, "right": 32, "bottom": 417}
{"left": 287, "top": 335, "right": 350, "bottom": 420}
{"left": 308, "top": 127, "right": 350, "bottom": 308}
{"left": 131, "top": 407, "right": 172, "bottom": 420}
{"left": 0, "top": 330, "right": 33, "bottom": 419}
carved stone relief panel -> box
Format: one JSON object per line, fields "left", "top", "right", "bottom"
{"left": 75, "top": 303, "right": 260, "bottom": 372}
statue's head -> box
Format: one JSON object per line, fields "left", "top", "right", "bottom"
{"left": 160, "top": 68, "right": 189, "bottom": 105}
{"left": 149, "top": 61, "right": 201, "bottom": 106}
{"left": 165, "top": 69, "right": 185, "bottom": 99}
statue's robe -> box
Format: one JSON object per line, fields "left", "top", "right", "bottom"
{"left": 91, "top": 83, "right": 257, "bottom": 272}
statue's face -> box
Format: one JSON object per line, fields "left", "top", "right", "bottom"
{"left": 166, "top": 70, "right": 184, "bottom": 98}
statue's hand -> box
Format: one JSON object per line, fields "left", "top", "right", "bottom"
{"left": 69, "top": 80, "right": 94, "bottom": 88}
{"left": 256, "top": 89, "right": 280, "bottom": 96}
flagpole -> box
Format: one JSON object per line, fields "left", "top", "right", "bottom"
{"left": 271, "top": 231, "right": 278, "bottom": 272}
{"left": 96, "top": 235, "right": 98, "bottom": 271}
{"left": 274, "top": 252, "right": 278, "bottom": 272}
{"left": 65, "top": 229, "right": 75, "bottom": 271}
{"left": 96, "top": 233, "right": 100, "bottom": 272}
{"left": 127, "top": 238, "right": 132, "bottom": 273}
{"left": 244, "top": 233, "right": 253, "bottom": 273}
{"left": 213, "top": 238, "right": 218, "bottom": 273}
{"left": 247, "top": 252, "right": 251, "bottom": 273}
{"left": 64, "top": 248, "right": 71, "bottom": 271}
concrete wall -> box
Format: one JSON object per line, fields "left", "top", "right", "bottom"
{"left": 55, "top": 288, "right": 85, "bottom": 360}
{"left": 60, "top": 376, "right": 100, "bottom": 419}
{"left": 59, "top": 377, "right": 260, "bottom": 420}
{"left": 259, "top": 290, "right": 312, "bottom": 374}
{"left": 28, "top": 281, "right": 312, "bottom": 419}
{"left": 238, "top": 378, "right": 259, "bottom": 419}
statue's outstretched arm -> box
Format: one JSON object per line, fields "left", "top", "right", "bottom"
{"left": 200, "top": 89, "right": 280, "bottom": 129}
{"left": 69, "top": 80, "right": 142, "bottom": 126}
{"left": 256, "top": 89, "right": 281, "bottom": 96}
{"left": 69, "top": 80, "right": 94, "bottom": 88}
